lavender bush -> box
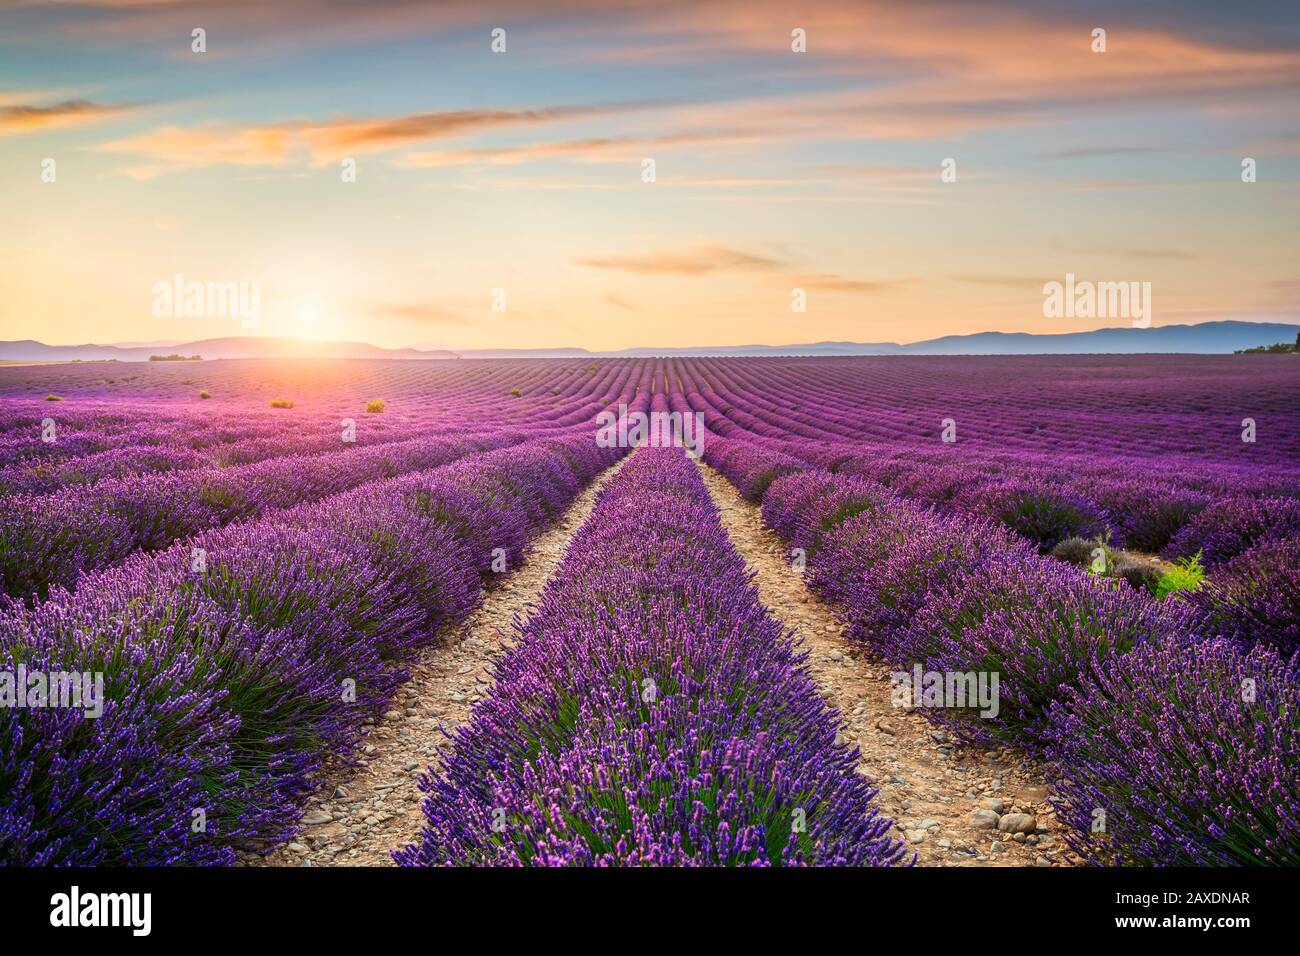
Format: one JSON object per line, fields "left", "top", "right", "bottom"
{"left": 1082, "top": 478, "right": 1210, "bottom": 554}
{"left": 902, "top": 552, "right": 1194, "bottom": 749}
{"left": 705, "top": 436, "right": 809, "bottom": 502}
{"left": 1188, "top": 538, "right": 1299, "bottom": 655}
{"left": 0, "top": 430, "right": 524, "bottom": 600}
{"left": 954, "top": 478, "right": 1111, "bottom": 553}
{"left": 1046, "top": 636, "right": 1299, "bottom": 866}
{"left": 706, "top": 440, "right": 1292, "bottom": 865}
{"left": 395, "top": 447, "right": 906, "bottom": 867}
{"left": 1163, "top": 496, "right": 1300, "bottom": 568}
{"left": 760, "top": 471, "right": 894, "bottom": 559}
{"left": 0, "top": 433, "right": 621, "bottom": 865}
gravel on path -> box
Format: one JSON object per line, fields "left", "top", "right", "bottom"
{"left": 697, "top": 459, "right": 1075, "bottom": 868}
{"left": 253, "top": 457, "right": 629, "bottom": 867}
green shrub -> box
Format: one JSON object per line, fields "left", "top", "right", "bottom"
{"left": 365, "top": 399, "right": 386, "bottom": 414}
{"left": 1153, "top": 553, "right": 1204, "bottom": 600}
{"left": 269, "top": 397, "right": 294, "bottom": 409}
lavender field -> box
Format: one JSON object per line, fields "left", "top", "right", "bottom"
{"left": 0, "top": 354, "right": 1297, "bottom": 868}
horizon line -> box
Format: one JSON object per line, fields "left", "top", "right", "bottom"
{"left": 5, "top": 316, "right": 1298, "bottom": 355}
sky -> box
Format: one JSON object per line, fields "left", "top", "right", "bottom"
{"left": 1, "top": 0, "right": 1298, "bottom": 352}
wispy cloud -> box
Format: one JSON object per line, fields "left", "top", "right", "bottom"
{"left": 787, "top": 273, "right": 921, "bottom": 293}
{"left": 94, "top": 103, "right": 648, "bottom": 176}
{"left": 950, "top": 274, "right": 1049, "bottom": 290}
{"left": 1060, "top": 243, "right": 1201, "bottom": 261}
{"left": 0, "top": 99, "right": 128, "bottom": 135}
{"left": 397, "top": 128, "right": 763, "bottom": 168}
{"left": 95, "top": 123, "right": 297, "bottom": 179}
{"left": 575, "top": 244, "right": 785, "bottom": 275}
{"left": 302, "top": 106, "right": 632, "bottom": 159}
{"left": 399, "top": 136, "right": 631, "bottom": 168}
{"left": 617, "top": 4, "right": 1300, "bottom": 140}
{"left": 575, "top": 244, "right": 912, "bottom": 293}
{"left": 604, "top": 293, "right": 638, "bottom": 311}
{"left": 1041, "top": 145, "right": 1173, "bottom": 160}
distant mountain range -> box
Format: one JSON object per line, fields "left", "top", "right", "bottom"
{"left": 2, "top": 321, "right": 1296, "bottom": 362}
{"left": 0, "top": 337, "right": 458, "bottom": 363}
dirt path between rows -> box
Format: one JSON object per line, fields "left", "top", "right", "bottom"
{"left": 697, "top": 461, "right": 1075, "bottom": 867}
{"left": 253, "top": 458, "right": 628, "bottom": 867}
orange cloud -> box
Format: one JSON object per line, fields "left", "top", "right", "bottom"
{"left": 93, "top": 104, "right": 637, "bottom": 175}
{"left": 575, "top": 244, "right": 908, "bottom": 293}
{"left": 29, "top": 1, "right": 1300, "bottom": 125}
{"left": 0, "top": 99, "right": 127, "bottom": 135}
{"left": 301, "top": 106, "right": 621, "bottom": 160}
{"left": 950, "top": 274, "right": 1046, "bottom": 290}
{"left": 398, "top": 128, "right": 766, "bottom": 168}
{"left": 786, "top": 273, "right": 921, "bottom": 293}
{"left": 399, "top": 137, "right": 629, "bottom": 168}
{"left": 604, "top": 3, "right": 1300, "bottom": 140}
{"left": 575, "top": 244, "right": 785, "bottom": 275}
{"left": 94, "top": 124, "right": 298, "bottom": 178}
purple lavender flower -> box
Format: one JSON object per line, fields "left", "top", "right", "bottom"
{"left": 1187, "top": 538, "right": 1299, "bottom": 654}
{"left": 1163, "top": 496, "right": 1300, "bottom": 567}
{"left": 1045, "top": 635, "right": 1299, "bottom": 866}
{"left": 395, "top": 447, "right": 906, "bottom": 867}
{"left": 1, "top": 428, "right": 627, "bottom": 865}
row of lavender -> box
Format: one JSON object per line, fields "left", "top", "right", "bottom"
{"left": 678, "top": 375, "right": 1300, "bottom": 568}
{"left": 674, "top": 355, "right": 1300, "bottom": 471}
{"left": 1, "top": 365, "right": 641, "bottom": 601}
{"left": 0, "top": 429, "right": 627, "bottom": 865}
{"left": 806, "top": 441, "right": 1300, "bottom": 567}
{"left": 396, "top": 442, "right": 907, "bottom": 866}
{"left": 703, "top": 435, "right": 1297, "bottom": 865}
{"left": 0, "top": 409, "right": 414, "bottom": 493}
{"left": 0, "top": 359, "right": 630, "bottom": 493}
{"left": 0, "top": 427, "right": 516, "bottom": 600}
{"left": 667, "top": 370, "right": 1296, "bottom": 649}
